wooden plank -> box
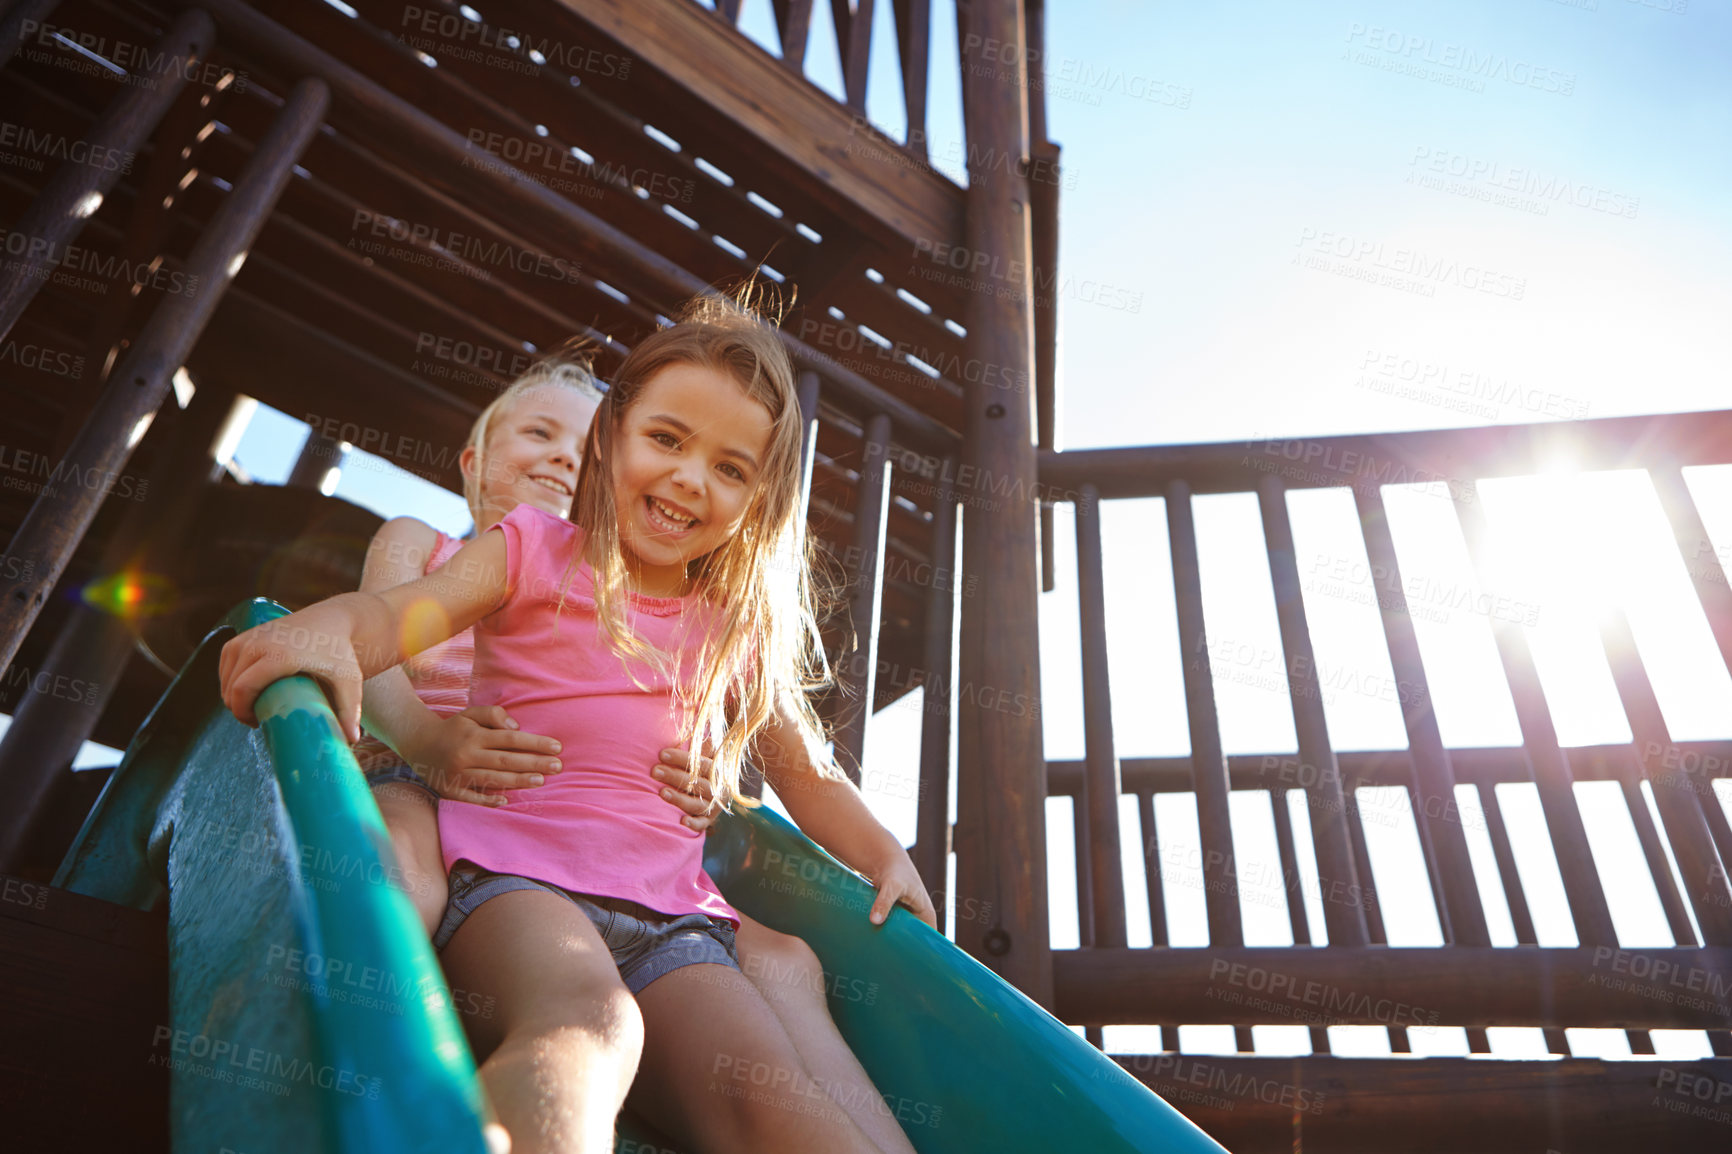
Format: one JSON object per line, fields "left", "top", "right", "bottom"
{"left": 890, "top": 0, "right": 930, "bottom": 150}
{"left": 1355, "top": 483, "right": 1489, "bottom": 946}
{"left": 771, "top": 0, "right": 815, "bottom": 71}
{"left": 1040, "top": 409, "right": 1732, "bottom": 500}
{"left": 1454, "top": 485, "right": 1619, "bottom": 947}
{"left": 0, "top": 9, "right": 212, "bottom": 342}
{"left": 1258, "top": 475, "right": 1370, "bottom": 948}
{"left": 1166, "top": 479, "right": 1243, "bottom": 948}
{"left": 1112, "top": 1055, "right": 1732, "bottom": 1154}
{"left": 831, "top": 412, "right": 892, "bottom": 780}
{"left": 1045, "top": 743, "right": 1732, "bottom": 796}
{"left": 1602, "top": 608, "right": 1732, "bottom": 943}
{"left": 0, "top": 77, "right": 327, "bottom": 682}
{"left": 554, "top": 0, "right": 963, "bottom": 251}
{"left": 1075, "top": 483, "right": 1127, "bottom": 948}
{"left": 1054, "top": 946, "right": 1732, "bottom": 1029}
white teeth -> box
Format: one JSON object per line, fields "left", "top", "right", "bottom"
{"left": 530, "top": 476, "right": 571, "bottom": 496}
{"left": 648, "top": 496, "right": 695, "bottom": 531}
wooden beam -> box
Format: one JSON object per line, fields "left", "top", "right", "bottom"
{"left": 771, "top": 0, "right": 815, "bottom": 71}
{"left": 0, "top": 77, "right": 328, "bottom": 681}
{"left": 1038, "top": 409, "right": 1732, "bottom": 500}
{"left": 553, "top": 0, "right": 962, "bottom": 251}
{"left": 1113, "top": 1055, "right": 1732, "bottom": 1154}
{"left": 1055, "top": 945, "right": 1732, "bottom": 1029}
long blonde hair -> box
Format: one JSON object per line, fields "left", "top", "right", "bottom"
{"left": 567, "top": 291, "right": 837, "bottom": 808}
{"left": 462, "top": 351, "right": 604, "bottom": 529}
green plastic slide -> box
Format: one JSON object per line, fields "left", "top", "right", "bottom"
{"left": 57, "top": 599, "right": 1226, "bottom": 1153}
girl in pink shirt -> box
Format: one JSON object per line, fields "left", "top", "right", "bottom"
{"left": 222, "top": 296, "right": 930, "bottom": 1154}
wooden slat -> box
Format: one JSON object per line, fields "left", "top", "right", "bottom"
{"left": 1045, "top": 743, "right": 1732, "bottom": 797}
{"left": 1654, "top": 463, "right": 1732, "bottom": 677}
{"left": 1165, "top": 479, "right": 1243, "bottom": 948}
{"left": 1113, "top": 1055, "right": 1732, "bottom": 1154}
{"left": 831, "top": 0, "right": 876, "bottom": 111}
{"left": 1075, "top": 483, "right": 1127, "bottom": 948}
{"left": 831, "top": 412, "right": 892, "bottom": 780}
{"left": 1355, "top": 484, "right": 1490, "bottom": 947}
{"left": 1137, "top": 790, "right": 1169, "bottom": 947}
{"left": 1620, "top": 777, "right": 1699, "bottom": 946}
{"left": 1258, "top": 475, "right": 1370, "bottom": 948}
{"left": 0, "top": 76, "right": 328, "bottom": 686}
{"left": 1454, "top": 485, "right": 1620, "bottom": 948}
{"left": 556, "top": 0, "right": 963, "bottom": 251}
{"left": 890, "top": 0, "right": 930, "bottom": 148}
{"left": 0, "top": 9, "right": 212, "bottom": 342}
{"left": 771, "top": 0, "right": 815, "bottom": 71}
{"left": 1055, "top": 946, "right": 1732, "bottom": 1029}
{"left": 1602, "top": 608, "right": 1732, "bottom": 944}
{"left": 1039, "top": 410, "right": 1732, "bottom": 500}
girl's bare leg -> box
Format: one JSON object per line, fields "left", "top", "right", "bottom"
{"left": 373, "top": 783, "right": 449, "bottom": 934}
{"left": 734, "top": 916, "right": 917, "bottom": 1154}
{"left": 441, "top": 889, "right": 644, "bottom": 1154}
{"left": 631, "top": 962, "right": 887, "bottom": 1154}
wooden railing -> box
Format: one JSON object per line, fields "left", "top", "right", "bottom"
{"left": 1018, "top": 410, "right": 1732, "bottom": 1144}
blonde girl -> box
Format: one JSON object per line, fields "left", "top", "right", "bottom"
{"left": 236, "top": 296, "right": 930, "bottom": 1153}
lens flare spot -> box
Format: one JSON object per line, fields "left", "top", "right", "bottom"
{"left": 400, "top": 597, "right": 451, "bottom": 656}
{"left": 81, "top": 570, "right": 175, "bottom": 619}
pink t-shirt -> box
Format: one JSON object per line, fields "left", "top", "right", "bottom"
{"left": 438, "top": 504, "right": 736, "bottom": 923}
{"left": 354, "top": 531, "right": 476, "bottom": 770}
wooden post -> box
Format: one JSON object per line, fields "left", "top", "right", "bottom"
{"left": 0, "top": 10, "right": 215, "bottom": 343}
{"left": 951, "top": 0, "right": 1049, "bottom": 1002}
{"left": 0, "top": 78, "right": 330, "bottom": 675}
{"left": 1167, "top": 480, "right": 1244, "bottom": 948}
{"left": 0, "top": 386, "right": 232, "bottom": 872}
{"left": 1075, "top": 484, "right": 1126, "bottom": 948}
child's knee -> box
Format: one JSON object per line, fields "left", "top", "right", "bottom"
{"left": 539, "top": 974, "right": 644, "bottom": 1056}
{"left": 742, "top": 929, "right": 824, "bottom": 999}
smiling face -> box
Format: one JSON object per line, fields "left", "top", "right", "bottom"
{"left": 610, "top": 362, "right": 775, "bottom": 597}
{"left": 462, "top": 385, "right": 599, "bottom": 527}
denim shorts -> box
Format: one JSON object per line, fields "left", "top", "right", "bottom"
{"left": 432, "top": 864, "right": 740, "bottom": 994}
{"left": 363, "top": 759, "right": 439, "bottom": 804}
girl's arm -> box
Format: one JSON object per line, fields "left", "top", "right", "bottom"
{"left": 754, "top": 696, "right": 938, "bottom": 927}
{"left": 352, "top": 518, "right": 560, "bottom": 805}
{"left": 219, "top": 531, "right": 511, "bottom": 744}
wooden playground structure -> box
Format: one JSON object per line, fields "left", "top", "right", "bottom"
{"left": 2, "top": 1, "right": 1730, "bottom": 1150}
